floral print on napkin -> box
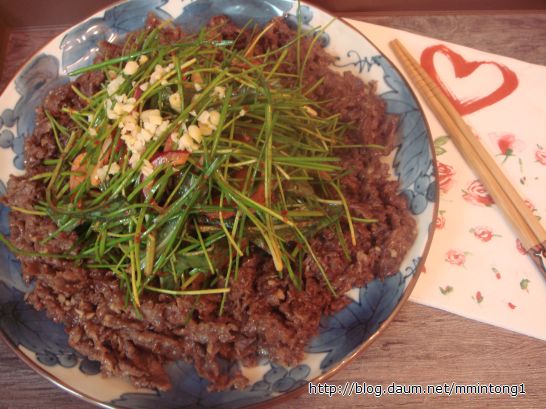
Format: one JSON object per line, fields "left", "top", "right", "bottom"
{"left": 347, "top": 20, "right": 546, "bottom": 340}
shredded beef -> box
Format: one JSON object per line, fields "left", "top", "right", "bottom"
{"left": 3, "top": 16, "right": 417, "bottom": 391}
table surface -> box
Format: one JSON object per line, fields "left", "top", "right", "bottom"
{"left": 1, "top": 12, "right": 546, "bottom": 409}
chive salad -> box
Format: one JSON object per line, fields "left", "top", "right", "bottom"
{"left": 2, "top": 18, "right": 379, "bottom": 312}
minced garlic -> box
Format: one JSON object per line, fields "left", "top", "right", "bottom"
{"left": 179, "top": 132, "right": 193, "bottom": 151}
{"left": 213, "top": 86, "right": 226, "bottom": 100}
{"left": 188, "top": 125, "right": 202, "bottom": 143}
{"left": 108, "top": 163, "right": 120, "bottom": 175}
{"left": 209, "top": 111, "right": 220, "bottom": 127}
{"left": 197, "top": 109, "right": 220, "bottom": 135}
{"left": 107, "top": 76, "right": 125, "bottom": 96}
{"left": 141, "top": 159, "right": 154, "bottom": 178}
{"left": 150, "top": 64, "right": 165, "bottom": 85}
{"left": 123, "top": 60, "right": 139, "bottom": 76}
{"left": 169, "top": 92, "right": 182, "bottom": 112}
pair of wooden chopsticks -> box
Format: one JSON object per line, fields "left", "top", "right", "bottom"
{"left": 389, "top": 39, "right": 546, "bottom": 278}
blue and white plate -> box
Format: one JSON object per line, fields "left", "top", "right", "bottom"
{"left": 0, "top": 1, "right": 437, "bottom": 407}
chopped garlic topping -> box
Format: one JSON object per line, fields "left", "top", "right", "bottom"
{"left": 105, "top": 100, "right": 118, "bottom": 120}
{"left": 169, "top": 92, "right": 182, "bottom": 112}
{"left": 122, "top": 132, "right": 146, "bottom": 156}
{"left": 89, "top": 128, "right": 97, "bottom": 136}
{"left": 179, "top": 132, "right": 193, "bottom": 151}
{"left": 120, "top": 112, "right": 138, "bottom": 132}
{"left": 155, "top": 120, "right": 170, "bottom": 138}
{"left": 150, "top": 64, "right": 165, "bottom": 85}
{"left": 92, "top": 165, "right": 109, "bottom": 185}
{"left": 107, "top": 76, "right": 125, "bottom": 96}
{"left": 108, "top": 163, "right": 120, "bottom": 175}
{"left": 239, "top": 108, "right": 247, "bottom": 117}
{"left": 140, "top": 129, "right": 155, "bottom": 143}
{"left": 141, "top": 109, "right": 162, "bottom": 127}
{"left": 102, "top": 57, "right": 208, "bottom": 176}
{"left": 213, "top": 86, "right": 226, "bottom": 100}
{"left": 115, "top": 94, "right": 136, "bottom": 113}
{"left": 123, "top": 60, "right": 139, "bottom": 76}
{"left": 194, "top": 82, "right": 202, "bottom": 92}
{"left": 199, "top": 124, "right": 213, "bottom": 136}
{"left": 142, "top": 120, "right": 156, "bottom": 134}
{"left": 129, "top": 152, "right": 141, "bottom": 168}
{"left": 209, "top": 111, "right": 220, "bottom": 127}
{"left": 197, "top": 111, "right": 210, "bottom": 126}
{"left": 170, "top": 131, "right": 180, "bottom": 146}
{"left": 188, "top": 125, "right": 202, "bottom": 143}
{"left": 197, "top": 109, "right": 220, "bottom": 135}
{"left": 107, "top": 94, "right": 135, "bottom": 120}
{"left": 113, "top": 103, "right": 124, "bottom": 116}
{"left": 141, "top": 159, "right": 154, "bottom": 178}
{"left": 92, "top": 159, "right": 120, "bottom": 185}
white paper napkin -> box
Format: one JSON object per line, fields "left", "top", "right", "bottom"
{"left": 346, "top": 19, "right": 546, "bottom": 340}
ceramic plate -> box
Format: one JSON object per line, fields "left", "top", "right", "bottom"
{"left": 0, "top": 0, "right": 437, "bottom": 407}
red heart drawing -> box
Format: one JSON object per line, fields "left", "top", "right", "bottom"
{"left": 420, "top": 44, "right": 519, "bottom": 116}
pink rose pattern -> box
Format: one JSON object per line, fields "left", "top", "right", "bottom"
{"left": 429, "top": 128, "right": 543, "bottom": 320}
{"left": 472, "top": 226, "right": 493, "bottom": 242}
{"left": 445, "top": 249, "right": 466, "bottom": 266}
{"left": 437, "top": 162, "right": 455, "bottom": 193}
{"left": 535, "top": 145, "right": 546, "bottom": 165}
{"left": 436, "top": 211, "right": 446, "bottom": 229}
{"left": 516, "top": 239, "right": 527, "bottom": 255}
{"left": 469, "top": 226, "right": 500, "bottom": 242}
{"left": 462, "top": 180, "right": 494, "bottom": 206}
